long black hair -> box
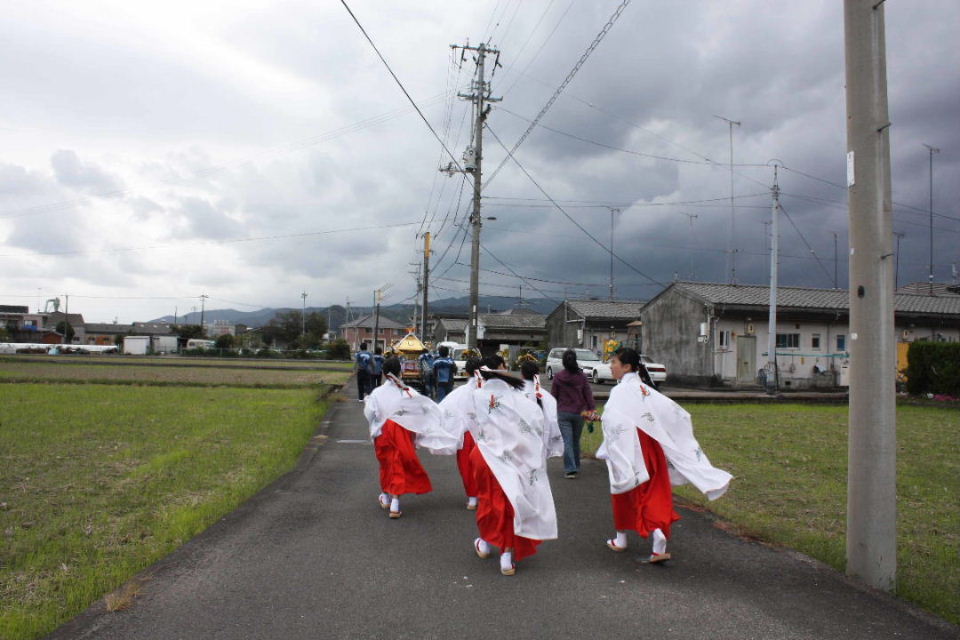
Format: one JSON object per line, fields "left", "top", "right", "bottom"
{"left": 382, "top": 356, "right": 402, "bottom": 377}
{"left": 562, "top": 349, "right": 580, "bottom": 373}
{"left": 614, "top": 347, "right": 654, "bottom": 387}
{"left": 478, "top": 355, "right": 525, "bottom": 390}
{"left": 464, "top": 357, "right": 481, "bottom": 376}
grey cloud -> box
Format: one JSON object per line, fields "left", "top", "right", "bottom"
{"left": 50, "top": 150, "right": 124, "bottom": 195}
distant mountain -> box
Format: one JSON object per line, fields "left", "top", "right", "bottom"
{"left": 150, "top": 296, "right": 559, "bottom": 328}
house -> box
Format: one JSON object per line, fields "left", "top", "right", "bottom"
{"left": 639, "top": 281, "right": 960, "bottom": 389}
{"left": 434, "top": 317, "right": 467, "bottom": 344}
{"left": 545, "top": 300, "right": 647, "bottom": 354}
{"left": 477, "top": 308, "right": 546, "bottom": 356}
{"left": 341, "top": 314, "right": 407, "bottom": 352}
{"left": 85, "top": 322, "right": 174, "bottom": 346}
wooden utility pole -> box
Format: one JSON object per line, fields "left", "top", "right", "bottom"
{"left": 844, "top": 0, "right": 896, "bottom": 592}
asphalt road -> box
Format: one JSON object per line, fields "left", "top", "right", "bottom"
{"left": 49, "top": 389, "right": 958, "bottom": 640}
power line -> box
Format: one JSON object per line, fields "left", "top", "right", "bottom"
{"left": 480, "top": 244, "right": 560, "bottom": 303}
{"left": 483, "top": 0, "right": 631, "bottom": 190}
{"left": 339, "top": 0, "right": 466, "bottom": 176}
{"left": 778, "top": 202, "right": 834, "bottom": 285}
{"left": 485, "top": 123, "right": 664, "bottom": 287}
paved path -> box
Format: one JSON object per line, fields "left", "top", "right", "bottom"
{"left": 50, "top": 389, "right": 957, "bottom": 639}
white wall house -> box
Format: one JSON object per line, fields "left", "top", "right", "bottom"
{"left": 639, "top": 281, "right": 960, "bottom": 389}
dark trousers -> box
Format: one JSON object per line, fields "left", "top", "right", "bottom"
{"left": 357, "top": 371, "right": 371, "bottom": 400}
{"left": 435, "top": 381, "right": 453, "bottom": 402}
{"left": 558, "top": 411, "right": 585, "bottom": 473}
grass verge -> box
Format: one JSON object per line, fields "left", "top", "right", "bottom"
{"left": 0, "top": 361, "right": 352, "bottom": 387}
{"left": 582, "top": 403, "right": 959, "bottom": 624}
{"left": 0, "top": 383, "right": 329, "bottom": 639}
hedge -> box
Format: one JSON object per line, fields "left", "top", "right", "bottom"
{"left": 905, "top": 341, "right": 960, "bottom": 396}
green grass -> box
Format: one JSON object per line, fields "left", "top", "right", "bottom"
{"left": 0, "top": 361, "right": 352, "bottom": 387}
{"left": 0, "top": 384, "right": 329, "bottom": 639}
{"left": 582, "top": 404, "right": 960, "bottom": 624}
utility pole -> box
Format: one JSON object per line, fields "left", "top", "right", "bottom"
{"left": 444, "top": 42, "right": 501, "bottom": 349}
{"left": 199, "top": 294, "right": 208, "bottom": 336}
{"left": 714, "top": 115, "right": 741, "bottom": 284}
{"left": 844, "top": 0, "right": 896, "bottom": 592}
{"left": 922, "top": 143, "right": 940, "bottom": 294}
{"left": 682, "top": 212, "right": 698, "bottom": 279}
{"left": 608, "top": 208, "right": 620, "bottom": 299}
{"left": 765, "top": 165, "right": 780, "bottom": 395}
{"left": 372, "top": 289, "right": 380, "bottom": 353}
{"left": 421, "top": 232, "right": 431, "bottom": 339}
{"left": 301, "top": 291, "right": 307, "bottom": 342}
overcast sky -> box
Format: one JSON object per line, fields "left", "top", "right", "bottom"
{"left": 2, "top": 1, "right": 957, "bottom": 323}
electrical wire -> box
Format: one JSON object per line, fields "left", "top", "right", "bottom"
{"left": 339, "top": 0, "right": 466, "bottom": 175}
{"left": 485, "top": 123, "right": 664, "bottom": 287}
{"left": 481, "top": 244, "right": 560, "bottom": 303}
{"left": 483, "top": 0, "right": 632, "bottom": 191}
{"left": 777, "top": 202, "right": 834, "bottom": 284}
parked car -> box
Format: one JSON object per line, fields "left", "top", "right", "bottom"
{"left": 590, "top": 354, "right": 667, "bottom": 387}
{"left": 545, "top": 347, "right": 603, "bottom": 380}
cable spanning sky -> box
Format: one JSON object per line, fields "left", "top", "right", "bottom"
{"left": 1, "top": 1, "right": 957, "bottom": 322}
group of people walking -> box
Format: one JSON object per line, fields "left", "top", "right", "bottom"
{"left": 358, "top": 346, "right": 733, "bottom": 576}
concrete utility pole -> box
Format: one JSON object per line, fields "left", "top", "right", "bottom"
{"left": 922, "top": 143, "right": 940, "bottom": 294}
{"left": 893, "top": 231, "right": 905, "bottom": 290}
{"left": 765, "top": 166, "right": 780, "bottom": 394}
{"left": 714, "top": 115, "right": 741, "bottom": 284}
{"left": 199, "top": 294, "right": 208, "bottom": 336}
{"left": 844, "top": 0, "right": 896, "bottom": 592}
{"left": 421, "top": 232, "right": 431, "bottom": 339}
{"left": 301, "top": 291, "right": 307, "bottom": 341}
{"left": 372, "top": 289, "right": 380, "bottom": 353}
{"left": 608, "top": 208, "right": 620, "bottom": 300}
{"left": 446, "top": 42, "right": 501, "bottom": 349}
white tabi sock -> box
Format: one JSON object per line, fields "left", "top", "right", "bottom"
{"left": 467, "top": 497, "right": 478, "bottom": 508}
{"left": 614, "top": 531, "right": 628, "bottom": 548}
{"left": 390, "top": 497, "right": 400, "bottom": 513}
{"left": 476, "top": 538, "right": 491, "bottom": 555}
{"left": 378, "top": 493, "right": 389, "bottom": 508}
{"left": 499, "top": 551, "right": 513, "bottom": 572}
{"left": 652, "top": 528, "right": 667, "bottom": 555}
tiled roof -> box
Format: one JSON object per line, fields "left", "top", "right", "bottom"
{"left": 897, "top": 282, "right": 960, "bottom": 296}
{"left": 567, "top": 300, "right": 647, "bottom": 320}
{"left": 437, "top": 318, "right": 467, "bottom": 331}
{"left": 479, "top": 313, "right": 546, "bottom": 329}
{"left": 671, "top": 281, "right": 960, "bottom": 316}
{"left": 341, "top": 314, "right": 407, "bottom": 329}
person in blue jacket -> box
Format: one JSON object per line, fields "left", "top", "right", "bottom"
{"left": 371, "top": 347, "right": 385, "bottom": 389}
{"left": 419, "top": 349, "right": 436, "bottom": 399}
{"left": 432, "top": 345, "right": 458, "bottom": 402}
{"left": 355, "top": 342, "right": 373, "bottom": 401}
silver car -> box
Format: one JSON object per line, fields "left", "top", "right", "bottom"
{"left": 545, "top": 347, "right": 603, "bottom": 380}
{"left": 591, "top": 355, "right": 667, "bottom": 387}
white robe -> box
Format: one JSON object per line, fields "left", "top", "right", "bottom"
{"left": 472, "top": 378, "right": 558, "bottom": 540}
{"left": 522, "top": 380, "right": 565, "bottom": 458}
{"left": 438, "top": 376, "right": 480, "bottom": 449}
{"left": 363, "top": 379, "right": 459, "bottom": 455}
{"left": 597, "top": 372, "right": 732, "bottom": 500}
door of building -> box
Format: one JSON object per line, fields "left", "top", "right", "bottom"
{"left": 736, "top": 335, "right": 756, "bottom": 383}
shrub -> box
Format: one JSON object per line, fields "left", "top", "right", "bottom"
{"left": 906, "top": 341, "right": 960, "bottom": 396}
{"left": 327, "top": 339, "right": 351, "bottom": 360}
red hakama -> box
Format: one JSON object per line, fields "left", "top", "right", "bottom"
{"left": 610, "top": 429, "right": 681, "bottom": 538}
{"left": 457, "top": 431, "right": 479, "bottom": 497}
{"left": 374, "top": 419, "right": 432, "bottom": 496}
{"left": 470, "top": 446, "right": 540, "bottom": 561}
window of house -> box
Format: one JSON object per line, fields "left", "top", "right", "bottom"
{"left": 718, "top": 330, "right": 731, "bottom": 348}
{"left": 776, "top": 333, "right": 800, "bottom": 348}
{"left": 811, "top": 333, "right": 821, "bottom": 349}
{"left": 836, "top": 334, "right": 846, "bottom": 351}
